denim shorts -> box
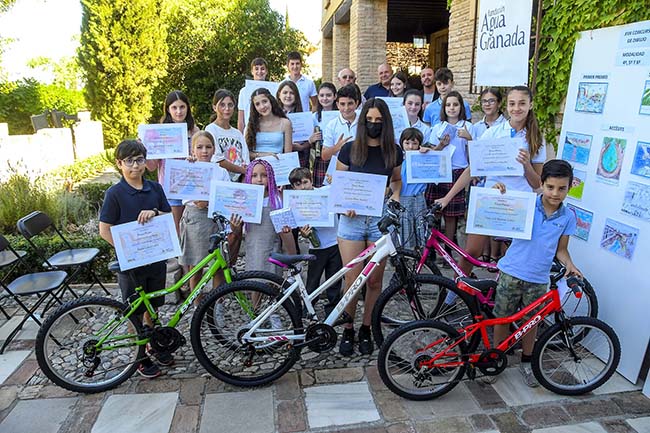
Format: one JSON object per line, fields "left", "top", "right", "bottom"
{"left": 337, "top": 214, "right": 383, "bottom": 242}
{"left": 168, "top": 198, "right": 183, "bottom": 207}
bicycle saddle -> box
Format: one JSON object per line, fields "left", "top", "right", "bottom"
{"left": 457, "top": 277, "right": 497, "bottom": 295}
{"left": 269, "top": 253, "right": 317, "bottom": 267}
{"left": 107, "top": 261, "right": 121, "bottom": 273}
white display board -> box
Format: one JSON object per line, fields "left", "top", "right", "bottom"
{"left": 557, "top": 20, "right": 650, "bottom": 391}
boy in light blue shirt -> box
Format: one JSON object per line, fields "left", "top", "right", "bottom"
{"left": 491, "top": 159, "right": 582, "bottom": 387}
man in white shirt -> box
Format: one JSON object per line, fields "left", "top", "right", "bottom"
{"left": 285, "top": 51, "right": 317, "bottom": 112}
{"left": 420, "top": 67, "right": 437, "bottom": 108}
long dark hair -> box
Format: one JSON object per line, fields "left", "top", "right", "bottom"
{"left": 160, "top": 90, "right": 196, "bottom": 132}
{"left": 507, "top": 85, "right": 542, "bottom": 157}
{"left": 388, "top": 71, "right": 409, "bottom": 97}
{"left": 351, "top": 98, "right": 397, "bottom": 169}
{"left": 276, "top": 81, "right": 303, "bottom": 113}
{"left": 245, "top": 88, "right": 287, "bottom": 152}
{"left": 440, "top": 90, "right": 468, "bottom": 122}
{"left": 316, "top": 82, "right": 337, "bottom": 122}
{"left": 209, "top": 88, "right": 236, "bottom": 123}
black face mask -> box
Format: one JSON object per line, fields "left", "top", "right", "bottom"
{"left": 366, "top": 122, "right": 383, "bottom": 138}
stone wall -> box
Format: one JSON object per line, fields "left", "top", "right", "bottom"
{"left": 349, "top": 0, "right": 388, "bottom": 91}
{"left": 385, "top": 42, "right": 430, "bottom": 73}
{"left": 447, "top": 0, "right": 478, "bottom": 107}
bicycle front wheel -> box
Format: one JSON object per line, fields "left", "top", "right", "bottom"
{"left": 541, "top": 278, "right": 599, "bottom": 344}
{"left": 190, "top": 280, "right": 302, "bottom": 387}
{"left": 532, "top": 316, "right": 620, "bottom": 395}
{"left": 35, "top": 296, "right": 144, "bottom": 394}
{"left": 377, "top": 320, "right": 466, "bottom": 400}
{"left": 372, "top": 274, "right": 478, "bottom": 347}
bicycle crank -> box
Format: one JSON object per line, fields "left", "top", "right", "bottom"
{"left": 297, "top": 324, "right": 337, "bottom": 352}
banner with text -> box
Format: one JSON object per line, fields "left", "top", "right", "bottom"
{"left": 475, "top": 0, "right": 533, "bottom": 86}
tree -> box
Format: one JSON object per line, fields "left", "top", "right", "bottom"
{"left": 78, "top": 0, "right": 168, "bottom": 148}
{"left": 153, "top": 0, "right": 309, "bottom": 125}
{"left": 0, "top": 0, "right": 16, "bottom": 13}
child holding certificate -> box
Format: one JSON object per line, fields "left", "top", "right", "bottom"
{"left": 145, "top": 90, "right": 201, "bottom": 236}
{"left": 277, "top": 81, "right": 310, "bottom": 168}
{"left": 435, "top": 86, "right": 546, "bottom": 279}
{"left": 179, "top": 131, "right": 240, "bottom": 301}
{"left": 424, "top": 91, "right": 474, "bottom": 260}
{"left": 403, "top": 89, "right": 431, "bottom": 143}
{"left": 99, "top": 140, "right": 172, "bottom": 379}
{"left": 289, "top": 167, "right": 342, "bottom": 316}
{"left": 398, "top": 128, "right": 427, "bottom": 249}
{"left": 489, "top": 159, "right": 581, "bottom": 387}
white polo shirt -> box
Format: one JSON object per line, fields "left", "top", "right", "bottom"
{"left": 323, "top": 112, "right": 359, "bottom": 152}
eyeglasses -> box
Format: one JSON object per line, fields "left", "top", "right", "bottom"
{"left": 481, "top": 98, "right": 498, "bottom": 105}
{"left": 341, "top": 75, "right": 355, "bottom": 80}
{"left": 121, "top": 157, "right": 146, "bottom": 167}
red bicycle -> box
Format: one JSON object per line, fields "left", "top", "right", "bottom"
{"left": 377, "top": 276, "right": 620, "bottom": 400}
{"left": 372, "top": 205, "right": 598, "bottom": 345}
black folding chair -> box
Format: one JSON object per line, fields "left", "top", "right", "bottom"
{"left": 0, "top": 244, "right": 28, "bottom": 320}
{"left": 0, "top": 234, "right": 67, "bottom": 353}
{"left": 16, "top": 211, "right": 110, "bottom": 298}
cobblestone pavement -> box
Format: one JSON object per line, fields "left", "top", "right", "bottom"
{"left": 0, "top": 252, "right": 648, "bottom": 432}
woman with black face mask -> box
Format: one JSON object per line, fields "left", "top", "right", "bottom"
{"left": 334, "top": 97, "right": 403, "bottom": 357}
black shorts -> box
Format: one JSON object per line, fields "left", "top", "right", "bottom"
{"left": 117, "top": 260, "right": 167, "bottom": 312}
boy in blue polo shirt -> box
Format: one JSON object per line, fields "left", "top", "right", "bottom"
{"left": 99, "top": 139, "right": 172, "bottom": 379}
{"left": 490, "top": 159, "right": 582, "bottom": 387}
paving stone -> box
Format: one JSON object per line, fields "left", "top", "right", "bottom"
{"left": 402, "top": 383, "right": 481, "bottom": 419}
{"left": 366, "top": 365, "right": 385, "bottom": 392}
{"left": 340, "top": 426, "right": 388, "bottom": 433}
{"left": 490, "top": 411, "right": 529, "bottom": 433}
{"left": 200, "top": 389, "right": 274, "bottom": 433}
{"left": 0, "top": 315, "right": 40, "bottom": 341}
{"left": 469, "top": 413, "right": 497, "bottom": 431}
{"left": 531, "top": 421, "right": 608, "bottom": 433}
{"left": 466, "top": 380, "right": 508, "bottom": 410}
{"left": 179, "top": 377, "right": 206, "bottom": 406}
{"left": 60, "top": 393, "right": 105, "bottom": 433}
{"left": 204, "top": 377, "right": 241, "bottom": 393}
{"left": 277, "top": 399, "right": 307, "bottom": 433}
{"left": 565, "top": 398, "right": 623, "bottom": 421}
{"left": 491, "top": 368, "right": 568, "bottom": 406}
{"left": 299, "top": 370, "right": 315, "bottom": 386}
{"left": 600, "top": 419, "right": 638, "bottom": 433}
{"left": 591, "top": 372, "right": 641, "bottom": 395}
{"left": 91, "top": 392, "right": 178, "bottom": 433}
{"left": 170, "top": 405, "right": 200, "bottom": 433}
{"left": 0, "top": 385, "right": 17, "bottom": 411}
{"left": 304, "top": 381, "right": 380, "bottom": 428}
{"left": 415, "top": 416, "right": 473, "bottom": 433}
{"left": 613, "top": 394, "right": 650, "bottom": 415}
{"left": 276, "top": 371, "right": 301, "bottom": 400}
{"left": 134, "top": 377, "right": 180, "bottom": 394}
{"left": 314, "top": 366, "right": 364, "bottom": 384}
{"left": 373, "top": 391, "right": 409, "bottom": 421}
{"left": 520, "top": 405, "right": 571, "bottom": 428}
{"left": 0, "top": 350, "right": 30, "bottom": 384}
{"left": 17, "top": 384, "right": 41, "bottom": 399}
{"left": 0, "top": 397, "right": 77, "bottom": 433}
{"left": 3, "top": 358, "right": 38, "bottom": 386}
{"left": 386, "top": 422, "right": 416, "bottom": 433}
{"left": 626, "top": 416, "right": 650, "bottom": 433}
{"left": 37, "top": 385, "right": 79, "bottom": 399}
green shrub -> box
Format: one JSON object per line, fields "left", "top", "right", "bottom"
{"left": 45, "top": 150, "right": 115, "bottom": 189}
{"left": 76, "top": 182, "right": 113, "bottom": 212}
{"left": 2, "top": 232, "right": 115, "bottom": 283}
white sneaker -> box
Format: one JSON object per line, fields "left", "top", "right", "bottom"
{"left": 519, "top": 362, "right": 539, "bottom": 388}
{"left": 213, "top": 302, "right": 225, "bottom": 328}
{"left": 270, "top": 314, "right": 282, "bottom": 330}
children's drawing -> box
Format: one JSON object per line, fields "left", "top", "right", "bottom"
{"left": 566, "top": 203, "right": 593, "bottom": 241}
{"left": 600, "top": 218, "right": 638, "bottom": 260}
{"left": 561, "top": 132, "right": 593, "bottom": 165}
{"left": 640, "top": 80, "right": 650, "bottom": 116}
{"left": 596, "top": 137, "right": 626, "bottom": 186}
{"left": 621, "top": 181, "right": 650, "bottom": 222}
{"left": 575, "top": 82, "right": 608, "bottom": 113}
{"left": 568, "top": 167, "right": 586, "bottom": 200}
{"left": 631, "top": 141, "right": 650, "bottom": 179}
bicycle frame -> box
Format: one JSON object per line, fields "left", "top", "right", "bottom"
{"left": 93, "top": 246, "right": 232, "bottom": 351}
{"left": 240, "top": 230, "right": 399, "bottom": 343}
{"left": 420, "top": 287, "right": 564, "bottom": 370}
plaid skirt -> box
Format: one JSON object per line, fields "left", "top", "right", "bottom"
{"left": 399, "top": 193, "right": 428, "bottom": 249}
{"left": 312, "top": 156, "right": 328, "bottom": 188}
{"left": 424, "top": 168, "right": 467, "bottom": 217}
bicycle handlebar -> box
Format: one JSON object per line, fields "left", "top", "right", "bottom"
{"left": 377, "top": 200, "right": 404, "bottom": 234}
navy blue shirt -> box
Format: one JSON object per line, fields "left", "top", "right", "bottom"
{"left": 100, "top": 177, "right": 171, "bottom": 225}
{"left": 363, "top": 83, "right": 390, "bottom": 100}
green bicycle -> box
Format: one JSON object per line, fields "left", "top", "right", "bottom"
{"left": 34, "top": 214, "right": 287, "bottom": 393}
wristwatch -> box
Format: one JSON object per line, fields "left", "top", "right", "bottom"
{"left": 153, "top": 208, "right": 159, "bottom": 216}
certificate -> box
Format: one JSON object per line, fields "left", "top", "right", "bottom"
{"left": 389, "top": 106, "right": 410, "bottom": 142}
{"left": 269, "top": 208, "right": 298, "bottom": 233}
{"left": 405, "top": 149, "right": 454, "bottom": 184}
{"left": 240, "top": 80, "right": 280, "bottom": 110}
{"left": 287, "top": 112, "right": 314, "bottom": 142}
{"left": 162, "top": 160, "right": 217, "bottom": 201}
{"left": 319, "top": 110, "right": 339, "bottom": 127}
{"left": 323, "top": 156, "right": 337, "bottom": 185}
{"left": 283, "top": 187, "right": 335, "bottom": 227}
{"left": 377, "top": 97, "right": 404, "bottom": 111}
{"left": 328, "top": 171, "right": 387, "bottom": 217}
{"left": 436, "top": 122, "right": 457, "bottom": 140}
{"left": 137, "top": 123, "right": 189, "bottom": 159}
{"left": 207, "top": 180, "right": 264, "bottom": 223}
{"left": 259, "top": 152, "right": 301, "bottom": 186}
{"left": 466, "top": 187, "right": 536, "bottom": 240}
{"left": 468, "top": 137, "right": 525, "bottom": 177}
{"left": 110, "top": 214, "right": 181, "bottom": 271}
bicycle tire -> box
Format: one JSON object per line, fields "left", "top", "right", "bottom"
{"left": 532, "top": 316, "right": 620, "bottom": 395}
{"left": 371, "top": 274, "right": 479, "bottom": 347}
{"left": 35, "top": 296, "right": 144, "bottom": 394}
{"left": 377, "top": 319, "right": 467, "bottom": 400}
{"left": 190, "top": 280, "right": 302, "bottom": 387}
{"left": 233, "top": 270, "right": 301, "bottom": 312}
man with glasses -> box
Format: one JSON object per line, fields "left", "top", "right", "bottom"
{"left": 99, "top": 139, "right": 172, "bottom": 379}
{"left": 337, "top": 68, "right": 357, "bottom": 87}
